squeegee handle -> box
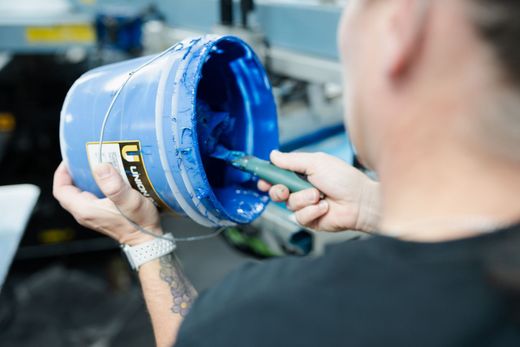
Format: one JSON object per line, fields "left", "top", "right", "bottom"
{"left": 242, "top": 156, "right": 318, "bottom": 193}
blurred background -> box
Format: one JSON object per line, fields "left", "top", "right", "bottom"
{"left": 0, "top": 0, "right": 365, "bottom": 345}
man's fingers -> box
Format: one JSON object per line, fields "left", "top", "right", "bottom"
{"left": 53, "top": 162, "right": 86, "bottom": 210}
{"left": 294, "top": 200, "right": 329, "bottom": 227}
{"left": 53, "top": 162, "right": 73, "bottom": 187}
{"left": 269, "top": 184, "right": 290, "bottom": 202}
{"left": 257, "top": 179, "right": 272, "bottom": 192}
{"left": 270, "top": 151, "right": 321, "bottom": 175}
{"left": 93, "top": 163, "right": 149, "bottom": 216}
{"left": 286, "top": 188, "right": 321, "bottom": 211}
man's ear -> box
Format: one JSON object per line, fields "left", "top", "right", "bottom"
{"left": 386, "top": 0, "right": 431, "bottom": 79}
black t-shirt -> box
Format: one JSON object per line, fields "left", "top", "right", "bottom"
{"left": 176, "top": 225, "right": 520, "bottom": 347}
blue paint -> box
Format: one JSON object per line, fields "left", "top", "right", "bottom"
{"left": 214, "top": 187, "right": 270, "bottom": 221}
{"left": 196, "top": 101, "right": 235, "bottom": 156}
{"left": 60, "top": 35, "right": 279, "bottom": 227}
{"left": 209, "top": 145, "right": 245, "bottom": 163}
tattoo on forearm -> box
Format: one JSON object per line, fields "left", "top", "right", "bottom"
{"left": 159, "top": 254, "right": 197, "bottom": 317}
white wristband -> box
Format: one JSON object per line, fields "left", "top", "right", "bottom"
{"left": 121, "top": 233, "right": 176, "bottom": 270}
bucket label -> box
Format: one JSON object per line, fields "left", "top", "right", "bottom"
{"left": 86, "top": 141, "right": 171, "bottom": 211}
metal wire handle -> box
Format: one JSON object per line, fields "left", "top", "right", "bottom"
{"left": 97, "top": 42, "right": 225, "bottom": 244}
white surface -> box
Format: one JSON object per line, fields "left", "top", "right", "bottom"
{"left": 0, "top": 0, "right": 91, "bottom": 25}
{"left": 0, "top": 184, "right": 40, "bottom": 290}
{"left": 0, "top": 0, "right": 71, "bottom": 16}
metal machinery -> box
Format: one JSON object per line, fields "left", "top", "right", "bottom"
{"left": 0, "top": 0, "right": 363, "bottom": 259}
{"left": 0, "top": 0, "right": 101, "bottom": 258}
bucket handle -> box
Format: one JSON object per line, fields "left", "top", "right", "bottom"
{"left": 97, "top": 41, "right": 225, "bottom": 244}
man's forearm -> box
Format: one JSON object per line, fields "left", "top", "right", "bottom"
{"left": 138, "top": 253, "right": 197, "bottom": 347}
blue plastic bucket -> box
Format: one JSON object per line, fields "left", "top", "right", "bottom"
{"left": 60, "top": 35, "right": 279, "bottom": 227}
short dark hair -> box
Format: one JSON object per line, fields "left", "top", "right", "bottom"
{"left": 472, "top": 0, "right": 520, "bottom": 321}
{"left": 473, "top": 0, "right": 520, "bottom": 87}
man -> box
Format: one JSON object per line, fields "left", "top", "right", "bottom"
{"left": 54, "top": 0, "right": 520, "bottom": 345}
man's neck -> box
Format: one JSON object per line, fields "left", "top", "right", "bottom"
{"left": 377, "top": 142, "right": 520, "bottom": 242}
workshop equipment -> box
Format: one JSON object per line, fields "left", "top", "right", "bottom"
{"left": 60, "top": 35, "right": 279, "bottom": 227}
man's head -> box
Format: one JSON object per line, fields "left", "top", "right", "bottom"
{"left": 338, "top": 0, "right": 520, "bottom": 172}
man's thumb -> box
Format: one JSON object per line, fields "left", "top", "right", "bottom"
{"left": 270, "top": 150, "right": 312, "bottom": 175}
{"left": 93, "top": 163, "right": 150, "bottom": 218}
{"left": 93, "top": 163, "right": 114, "bottom": 179}
{"left": 93, "top": 164, "right": 127, "bottom": 201}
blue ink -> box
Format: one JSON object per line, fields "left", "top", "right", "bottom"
{"left": 61, "top": 36, "right": 279, "bottom": 226}
{"left": 180, "top": 127, "right": 193, "bottom": 145}
{"left": 210, "top": 145, "right": 245, "bottom": 163}
{"left": 196, "top": 97, "right": 267, "bottom": 221}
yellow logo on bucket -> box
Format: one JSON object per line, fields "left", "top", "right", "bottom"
{"left": 122, "top": 145, "right": 140, "bottom": 163}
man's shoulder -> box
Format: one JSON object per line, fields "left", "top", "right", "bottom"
{"left": 210, "top": 237, "right": 375, "bottom": 295}
{"left": 185, "top": 237, "right": 380, "bottom": 319}
{"left": 176, "top": 241, "right": 367, "bottom": 346}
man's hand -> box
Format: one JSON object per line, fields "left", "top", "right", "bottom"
{"left": 54, "top": 162, "right": 196, "bottom": 347}
{"left": 53, "top": 162, "right": 161, "bottom": 246}
{"left": 258, "top": 151, "right": 381, "bottom": 233}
